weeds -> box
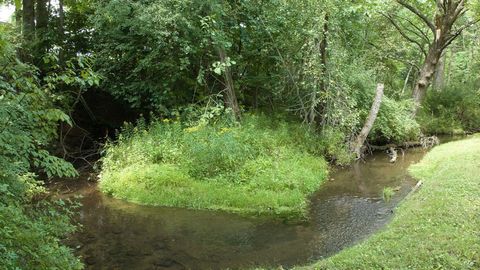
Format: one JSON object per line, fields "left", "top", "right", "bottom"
{"left": 382, "top": 187, "right": 395, "bottom": 202}
{"left": 100, "top": 114, "right": 335, "bottom": 220}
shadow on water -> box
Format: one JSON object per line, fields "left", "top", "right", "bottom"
{"left": 54, "top": 145, "right": 440, "bottom": 270}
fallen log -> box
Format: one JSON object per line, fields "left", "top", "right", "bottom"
{"left": 368, "top": 141, "right": 422, "bottom": 151}
{"left": 368, "top": 136, "right": 440, "bottom": 151}
{"left": 368, "top": 136, "right": 439, "bottom": 163}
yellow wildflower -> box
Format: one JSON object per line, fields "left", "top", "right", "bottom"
{"left": 184, "top": 126, "right": 201, "bottom": 133}
{"left": 219, "top": 127, "right": 231, "bottom": 134}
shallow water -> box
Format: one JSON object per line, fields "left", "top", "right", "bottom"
{"left": 56, "top": 147, "right": 431, "bottom": 270}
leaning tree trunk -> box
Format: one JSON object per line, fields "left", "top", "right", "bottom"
{"left": 218, "top": 47, "right": 241, "bottom": 121}
{"left": 352, "top": 83, "right": 384, "bottom": 159}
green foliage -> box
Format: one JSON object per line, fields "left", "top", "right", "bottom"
{"left": 0, "top": 28, "right": 77, "bottom": 178}
{"left": 371, "top": 97, "right": 421, "bottom": 143}
{"left": 100, "top": 114, "right": 329, "bottom": 220}
{"left": 0, "top": 27, "right": 95, "bottom": 269}
{"left": 317, "top": 128, "right": 353, "bottom": 165}
{"left": 419, "top": 86, "right": 480, "bottom": 136}
{"left": 0, "top": 175, "right": 82, "bottom": 270}
{"left": 90, "top": 0, "right": 214, "bottom": 111}
{"left": 88, "top": 0, "right": 430, "bottom": 149}
{"left": 303, "top": 135, "right": 480, "bottom": 270}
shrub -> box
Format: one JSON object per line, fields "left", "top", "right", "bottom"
{"left": 100, "top": 113, "right": 329, "bottom": 220}
{"left": 419, "top": 85, "right": 480, "bottom": 134}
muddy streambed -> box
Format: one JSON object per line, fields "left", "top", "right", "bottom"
{"left": 54, "top": 147, "right": 432, "bottom": 270}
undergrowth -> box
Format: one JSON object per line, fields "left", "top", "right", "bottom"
{"left": 418, "top": 86, "right": 480, "bottom": 135}
{"left": 99, "top": 114, "right": 334, "bottom": 220}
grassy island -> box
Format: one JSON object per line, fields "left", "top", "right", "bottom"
{"left": 99, "top": 115, "right": 332, "bottom": 220}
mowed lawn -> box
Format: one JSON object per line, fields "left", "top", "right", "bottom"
{"left": 295, "top": 135, "right": 480, "bottom": 269}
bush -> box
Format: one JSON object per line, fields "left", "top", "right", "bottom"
{"left": 100, "top": 113, "right": 329, "bottom": 220}
{"left": 0, "top": 175, "right": 82, "bottom": 270}
{"left": 371, "top": 97, "right": 421, "bottom": 143}
{"left": 0, "top": 26, "right": 89, "bottom": 269}
{"left": 419, "top": 85, "right": 480, "bottom": 134}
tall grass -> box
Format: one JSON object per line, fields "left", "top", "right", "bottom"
{"left": 100, "top": 114, "right": 332, "bottom": 220}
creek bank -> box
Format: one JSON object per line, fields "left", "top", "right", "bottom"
{"left": 296, "top": 135, "right": 480, "bottom": 270}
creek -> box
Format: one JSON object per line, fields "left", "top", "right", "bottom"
{"left": 54, "top": 146, "right": 436, "bottom": 270}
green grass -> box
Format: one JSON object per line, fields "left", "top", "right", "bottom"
{"left": 382, "top": 187, "right": 395, "bottom": 203}
{"left": 294, "top": 135, "right": 480, "bottom": 269}
{"left": 99, "top": 114, "right": 331, "bottom": 220}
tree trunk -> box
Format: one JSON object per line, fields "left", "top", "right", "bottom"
{"left": 352, "top": 83, "right": 384, "bottom": 159}
{"left": 36, "top": 0, "right": 48, "bottom": 32}
{"left": 218, "top": 47, "right": 241, "bottom": 120}
{"left": 412, "top": 39, "right": 446, "bottom": 114}
{"left": 21, "top": 0, "right": 35, "bottom": 62}
{"left": 58, "top": 0, "right": 66, "bottom": 65}
{"left": 22, "top": 0, "right": 35, "bottom": 39}
{"left": 35, "top": 0, "right": 49, "bottom": 66}
{"left": 309, "top": 14, "right": 329, "bottom": 125}
{"left": 433, "top": 53, "right": 446, "bottom": 91}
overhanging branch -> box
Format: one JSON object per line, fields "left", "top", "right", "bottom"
{"left": 396, "top": 0, "right": 436, "bottom": 33}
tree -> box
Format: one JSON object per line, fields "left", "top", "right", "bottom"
{"left": 22, "top": 0, "right": 35, "bottom": 59}
{"left": 218, "top": 47, "right": 241, "bottom": 120}
{"left": 35, "top": 0, "right": 49, "bottom": 56}
{"left": 388, "top": 0, "right": 479, "bottom": 114}
{"left": 352, "top": 84, "right": 384, "bottom": 159}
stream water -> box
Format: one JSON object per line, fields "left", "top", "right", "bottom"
{"left": 54, "top": 147, "right": 432, "bottom": 270}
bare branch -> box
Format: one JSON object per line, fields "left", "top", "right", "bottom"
{"left": 436, "top": 0, "right": 447, "bottom": 13}
{"left": 396, "top": 0, "right": 436, "bottom": 33}
{"left": 442, "top": 19, "right": 480, "bottom": 50}
{"left": 395, "top": 14, "right": 432, "bottom": 43}
{"left": 452, "top": 0, "right": 465, "bottom": 18}
{"left": 452, "top": 5, "right": 467, "bottom": 23}
{"left": 381, "top": 12, "right": 428, "bottom": 57}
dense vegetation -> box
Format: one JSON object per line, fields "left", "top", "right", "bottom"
{"left": 0, "top": 0, "right": 479, "bottom": 268}
{"left": 101, "top": 114, "right": 329, "bottom": 219}
{"left": 0, "top": 26, "right": 89, "bottom": 269}
{"left": 297, "top": 135, "right": 480, "bottom": 269}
